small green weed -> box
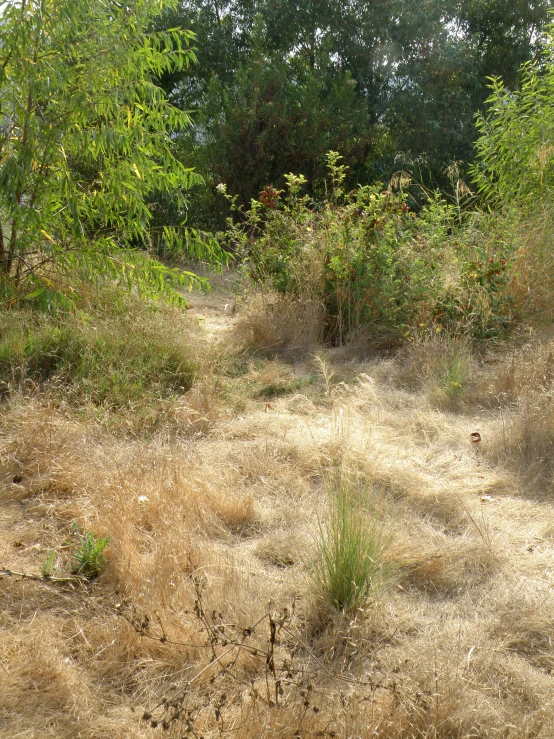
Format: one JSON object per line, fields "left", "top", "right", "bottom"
{"left": 396, "top": 334, "right": 474, "bottom": 408}
{"left": 73, "top": 530, "right": 110, "bottom": 579}
{"left": 311, "top": 481, "right": 395, "bottom": 612}
{"left": 432, "top": 349, "right": 469, "bottom": 400}
{"left": 41, "top": 549, "right": 56, "bottom": 578}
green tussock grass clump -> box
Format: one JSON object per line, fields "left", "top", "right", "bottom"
{"left": 0, "top": 298, "right": 197, "bottom": 415}
{"left": 310, "top": 478, "right": 396, "bottom": 613}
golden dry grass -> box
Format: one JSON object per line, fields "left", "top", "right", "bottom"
{"left": 3, "top": 294, "right": 554, "bottom": 737}
{"left": 234, "top": 288, "right": 325, "bottom": 353}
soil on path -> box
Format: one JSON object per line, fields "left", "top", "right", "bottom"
{"left": 183, "top": 263, "right": 241, "bottom": 339}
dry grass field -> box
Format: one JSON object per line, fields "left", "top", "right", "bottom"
{"left": 2, "top": 274, "right": 554, "bottom": 738}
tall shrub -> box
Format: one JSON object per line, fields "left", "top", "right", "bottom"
{"left": 222, "top": 154, "right": 455, "bottom": 344}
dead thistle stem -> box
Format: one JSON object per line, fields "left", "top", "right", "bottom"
{"left": 0, "top": 567, "right": 89, "bottom": 585}
{"left": 118, "top": 576, "right": 394, "bottom": 736}
{"left": 120, "top": 578, "right": 297, "bottom": 732}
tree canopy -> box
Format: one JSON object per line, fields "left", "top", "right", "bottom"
{"left": 154, "top": 0, "right": 551, "bottom": 228}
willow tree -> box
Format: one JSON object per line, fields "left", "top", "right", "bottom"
{"left": 0, "top": 0, "right": 226, "bottom": 304}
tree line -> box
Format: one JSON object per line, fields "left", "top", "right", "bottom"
{"left": 155, "top": 0, "right": 551, "bottom": 228}
{"left": 0, "top": 0, "right": 552, "bottom": 307}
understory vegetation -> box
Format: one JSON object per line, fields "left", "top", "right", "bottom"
{"left": 4, "top": 2, "right": 554, "bottom": 738}
{"left": 0, "top": 298, "right": 199, "bottom": 432}
{"left": 223, "top": 156, "right": 515, "bottom": 347}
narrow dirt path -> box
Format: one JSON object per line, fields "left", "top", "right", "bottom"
{"left": 184, "top": 263, "right": 241, "bottom": 340}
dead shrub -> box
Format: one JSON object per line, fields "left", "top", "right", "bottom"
{"left": 235, "top": 289, "right": 325, "bottom": 353}
{"left": 391, "top": 334, "right": 477, "bottom": 410}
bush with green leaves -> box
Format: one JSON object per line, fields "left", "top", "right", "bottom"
{"left": 464, "top": 29, "right": 554, "bottom": 329}
{"left": 0, "top": 0, "right": 226, "bottom": 306}
{"left": 223, "top": 146, "right": 546, "bottom": 342}
{"left": 472, "top": 28, "right": 554, "bottom": 212}
{"left": 222, "top": 153, "right": 471, "bottom": 344}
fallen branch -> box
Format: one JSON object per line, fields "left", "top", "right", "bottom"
{"left": 0, "top": 568, "right": 89, "bottom": 584}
